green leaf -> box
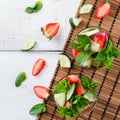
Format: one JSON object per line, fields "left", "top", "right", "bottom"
{"left": 70, "top": 35, "right": 91, "bottom": 51}
{"left": 25, "top": 7, "right": 34, "bottom": 13}
{"left": 15, "top": 72, "right": 26, "bottom": 87}
{"left": 25, "top": 0, "right": 43, "bottom": 14}
{"left": 112, "top": 46, "right": 120, "bottom": 57}
{"left": 77, "top": 35, "right": 91, "bottom": 50}
{"left": 81, "top": 75, "right": 90, "bottom": 88}
{"left": 33, "top": 1, "right": 43, "bottom": 13}
{"left": 88, "top": 81, "right": 99, "bottom": 90}
{"left": 70, "top": 42, "right": 81, "bottom": 50}
{"left": 76, "top": 51, "right": 92, "bottom": 66}
{"left": 29, "top": 103, "right": 46, "bottom": 116}
{"left": 93, "top": 40, "right": 120, "bottom": 69}
{"left": 70, "top": 95, "right": 90, "bottom": 110}
{"left": 54, "top": 79, "right": 71, "bottom": 94}
{"left": 58, "top": 107, "right": 78, "bottom": 118}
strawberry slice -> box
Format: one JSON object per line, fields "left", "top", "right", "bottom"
{"left": 41, "top": 23, "right": 60, "bottom": 40}
{"left": 34, "top": 86, "right": 49, "bottom": 99}
{"left": 96, "top": 2, "right": 111, "bottom": 19}
{"left": 72, "top": 49, "right": 81, "bottom": 58}
{"left": 66, "top": 75, "right": 80, "bottom": 84}
{"left": 76, "top": 81, "right": 86, "bottom": 95}
{"left": 65, "top": 101, "right": 71, "bottom": 108}
{"left": 92, "top": 32, "right": 108, "bottom": 49}
{"left": 32, "top": 58, "right": 46, "bottom": 76}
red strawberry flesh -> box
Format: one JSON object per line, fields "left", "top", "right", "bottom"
{"left": 96, "top": 2, "right": 111, "bottom": 19}
{"left": 76, "top": 81, "right": 86, "bottom": 95}
{"left": 32, "top": 58, "right": 46, "bottom": 76}
{"left": 66, "top": 75, "right": 80, "bottom": 84}
{"left": 34, "top": 86, "right": 49, "bottom": 99}
{"left": 72, "top": 49, "right": 81, "bottom": 58}
{"left": 92, "top": 32, "right": 108, "bottom": 49}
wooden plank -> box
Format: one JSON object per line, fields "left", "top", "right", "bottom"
{"left": 0, "top": 0, "right": 80, "bottom": 51}
{"left": 39, "top": 0, "right": 120, "bottom": 120}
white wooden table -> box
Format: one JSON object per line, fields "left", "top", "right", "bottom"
{"left": 0, "top": 0, "right": 80, "bottom": 120}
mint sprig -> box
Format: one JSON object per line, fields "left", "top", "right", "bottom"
{"left": 76, "top": 51, "right": 92, "bottom": 66}
{"left": 70, "top": 35, "right": 91, "bottom": 51}
{"left": 25, "top": 1, "right": 43, "bottom": 14}
{"left": 54, "top": 79, "right": 71, "bottom": 94}
{"left": 81, "top": 75, "right": 99, "bottom": 98}
{"left": 93, "top": 40, "right": 120, "bottom": 69}
{"left": 29, "top": 103, "right": 46, "bottom": 116}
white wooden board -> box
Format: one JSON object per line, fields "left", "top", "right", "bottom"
{"left": 0, "top": 0, "right": 80, "bottom": 50}
{"left": 0, "top": 52, "right": 59, "bottom": 120}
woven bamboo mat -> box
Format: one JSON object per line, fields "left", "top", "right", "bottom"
{"left": 39, "top": 0, "right": 120, "bottom": 120}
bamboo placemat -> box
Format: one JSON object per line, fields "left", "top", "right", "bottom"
{"left": 39, "top": 0, "right": 120, "bottom": 119}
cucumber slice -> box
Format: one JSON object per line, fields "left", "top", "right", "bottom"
{"left": 79, "top": 27, "right": 100, "bottom": 36}
{"left": 54, "top": 92, "right": 66, "bottom": 107}
{"left": 21, "top": 41, "right": 36, "bottom": 51}
{"left": 84, "top": 92, "right": 96, "bottom": 102}
{"left": 66, "top": 84, "right": 76, "bottom": 100}
{"left": 90, "top": 41, "right": 100, "bottom": 53}
{"left": 79, "top": 4, "right": 93, "bottom": 14}
{"left": 59, "top": 53, "right": 71, "bottom": 68}
{"left": 82, "top": 58, "right": 92, "bottom": 67}
{"left": 69, "top": 17, "right": 82, "bottom": 29}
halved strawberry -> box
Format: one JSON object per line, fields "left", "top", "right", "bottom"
{"left": 41, "top": 23, "right": 60, "bottom": 40}
{"left": 66, "top": 75, "right": 80, "bottom": 84}
{"left": 34, "top": 86, "right": 49, "bottom": 99}
{"left": 32, "top": 58, "right": 46, "bottom": 76}
{"left": 96, "top": 2, "right": 111, "bottom": 19}
{"left": 72, "top": 49, "right": 81, "bottom": 58}
{"left": 76, "top": 81, "right": 86, "bottom": 95}
{"left": 92, "top": 32, "right": 108, "bottom": 49}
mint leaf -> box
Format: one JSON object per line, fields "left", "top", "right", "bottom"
{"left": 15, "top": 72, "right": 26, "bottom": 87}
{"left": 25, "top": 7, "right": 34, "bottom": 13}
{"left": 70, "top": 35, "right": 91, "bottom": 51}
{"left": 70, "top": 42, "right": 81, "bottom": 50}
{"left": 25, "top": 1, "right": 43, "bottom": 14}
{"left": 76, "top": 51, "right": 92, "bottom": 66}
{"left": 58, "top": 107, "right": 78, "bottom": 118}
{"left": 93, "top": 40, "right": 120, "bottom": 69}
{"left": 70, "top": 95, "right": 89, "bottom": 110}
{"left": 88, "top": 81, "right": 99, "bottom": 90}
{"left": 33, "top": 1, "right": 43, "bottom": 13}
{"left": 54, "top": 79, "right": 71, "bottom": 94}
{"left": 29, "top": 103, "right": 46, "bottom": 115}
{"left": 81, "top": 75, "right": 90, "bottom": 88}
{"left": 81, "top": 75, "right": 99, "bottom": 90}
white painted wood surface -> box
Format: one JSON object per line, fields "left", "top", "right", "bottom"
{"left": 0, "top": 0, "right": 81, "bottom": 120}
{"left": 0, "top": 0, "right": 80, "bottom": 51}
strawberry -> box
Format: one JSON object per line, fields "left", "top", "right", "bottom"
{"left": 65, "top": 101, "right": 71, "bottom": 108}
{"left": 72, "top": 49, "right": 81, "bottom": 58}
{"left": 66, "top": 75, "right": 80, "bottom": 84}
{"left": 32, "top": 58, "right": 46, "bottom": 76}
{"left": 96, "top": 1, "right": 111, "bottom": 19}
{"left": 92, "top": 32, "right": 108, "bottom": 49}
{"left": 41, "top": 23, "right": 60, "bottom": 40}
{"left": 76, "top": 81, "right": 86, "bottom": 95}
{"left": 34, "top": 86, "right": 49, "bottom": 99}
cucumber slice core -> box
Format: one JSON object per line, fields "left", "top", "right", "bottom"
{"left": 79, "top": 4, "right": 93, "bottom": 14}
{"left": 59, "top": 53, "right": 71, "bottom": 68}
{"left": 21, "top": 41, "right": 36, "bottom": 51}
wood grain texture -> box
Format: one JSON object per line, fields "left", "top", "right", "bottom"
{"left": 39, "top": 0, "right": 120, "bottom": 120}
